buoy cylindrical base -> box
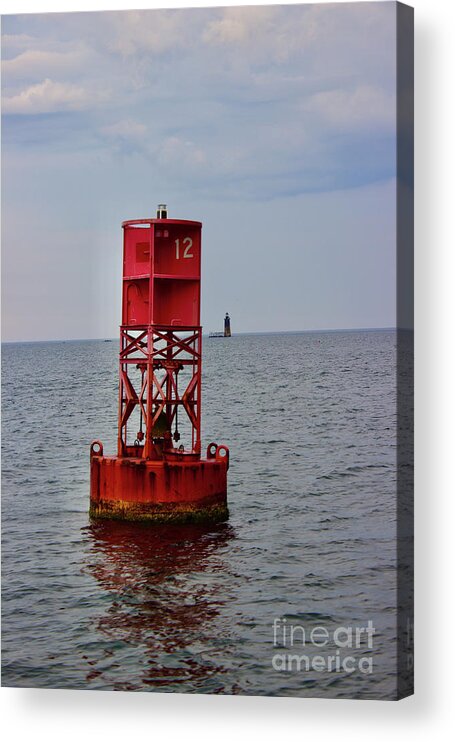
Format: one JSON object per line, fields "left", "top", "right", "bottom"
{"left": 90, "top": 454, "right": 228, "bottom": 523}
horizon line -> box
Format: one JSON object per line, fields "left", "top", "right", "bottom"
{"left": 1, "top": 326, "right": 401, "bottom": 345}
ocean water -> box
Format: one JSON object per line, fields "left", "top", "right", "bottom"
{"left": 1, "top": 330, "right": 399, "bottom": 698}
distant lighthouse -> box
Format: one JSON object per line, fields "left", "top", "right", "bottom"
{"left": 224, "top": 312, "right": 231, "bottom": 337}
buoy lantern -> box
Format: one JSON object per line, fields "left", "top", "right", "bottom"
{"left": 90, "top": 206, "right": 229, "bottom": 522}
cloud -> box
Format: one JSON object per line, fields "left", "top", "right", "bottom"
{"left": 203, "top": 6, "right": 279, "bottom": 47}
{"left": 203, "top": 3, "right": 395, "bottom": 73}
{"left": 106, "top": 9, "right": 196, "bottom": 57}
{"left": 1, "top": 4, "right": 396, "bottom": 198}
{"left": 100, "top": 118, "right": 148, "bottom": 155}
{"left": 98, "top": 121, "right": 208, "bottom": 174}
{"left": 305, "top": 85, "right": 395, "bottom": 132}
{"left": 158, "top": 135, "right": 207, "bottom": 170}
{"left": 2, "top": 78, "right": 92, "bottom": 114}
{"left": 102, "top": 118, "right": 147, "bottom": 139}
{"left": 1, "top": 33, "right": 37, "bottom": 53}
{"left": 2, "top": 47, "right": 89, "bottom": 81}
{"left": 203, "top": 5, "right": 305, "bottom": 65}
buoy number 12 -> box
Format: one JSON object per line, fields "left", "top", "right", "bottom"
{"left": 175, "top": 237, "right": 193, "bottom": 259}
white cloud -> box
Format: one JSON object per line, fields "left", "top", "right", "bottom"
{"left": 1, "top": 4, "right": 396, "bottom": 197}
{"left": 158, "top": 136, "right": 207, "bottom": 170}
{"left": 106, "top": 9, "right": 193, "bottom": 57}
{"left": 100, "top": 118, "right": 148, "bottom": 155}
{"left": 1, "top": 33, "right": 37, "bottom": 52}
{"left": 99, "top": 120, "right": 208, "bottom": 172}
{"left": 203, "top": 3, "right": 395, "bottom": 72}
{"left": 203, "top": 6, "right": 279, "bottom": 47}
{"left": 2, "top": 47, "right": 89, "bottom": 81}
{"left": 305, "top": 85, "right": 395, "bottom": 131}
{"left": 203, "top": 5, "right": 303, "bottom": 65}
{"left": 2, "top": 78, "right": 92, "bottom": 114}
{"left": 102, "top": 119, "right": 146, "bottom": 139}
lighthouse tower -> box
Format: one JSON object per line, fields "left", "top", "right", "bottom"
{"left": 224, "top": 313, "right": 231, "bottom": 337}
{"left": 90, "top": 205, "right": 229, "bottom": 522}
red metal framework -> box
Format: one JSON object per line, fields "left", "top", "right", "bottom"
{"left": 118, "top": 325, "right": 202, "bottom": 459}
{"left": 118, "top": 217, "right": 203, "bottom": 462}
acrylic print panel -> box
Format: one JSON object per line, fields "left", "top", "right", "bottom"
{"left": 1, "top": 2, "right": 414, "bottom": 699}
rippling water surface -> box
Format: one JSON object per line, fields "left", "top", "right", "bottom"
{"left": 2, "top": 330, "right": 398, "bottom": 698}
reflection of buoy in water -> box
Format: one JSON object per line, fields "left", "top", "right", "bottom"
{"left": 84, "top": 520, "right": 234, "bottom": 687}
{"left": 89, "top": 204, "right": 229, "bottom": 523}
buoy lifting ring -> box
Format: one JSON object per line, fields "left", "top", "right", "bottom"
{"left": 90, "top": 440, "right": 104, "bottom": 458}
{"left": 216, "top": 444, "right": 229, "bottom": 470}
{"left": 206, "top": 442, "right": 229, "bottom": 468}
{"left": 207, "top": 442, "right": 218, "bottom": 459}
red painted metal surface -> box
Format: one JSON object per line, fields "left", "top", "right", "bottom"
{"left": 90, "top": 210, "right": 229, "bottom": 522}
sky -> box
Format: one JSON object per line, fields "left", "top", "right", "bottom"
{"left": 1, "top": 1, "right": 398, "bottom": 342}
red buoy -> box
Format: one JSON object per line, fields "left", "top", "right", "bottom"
{"left": 90, "top": 205, "right": 229, "bottom": 522}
